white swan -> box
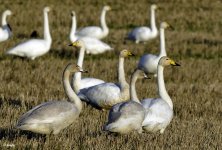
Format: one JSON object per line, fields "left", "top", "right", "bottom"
{"left": 16, "top": 64, "right": 87, "bottom": 134}
{"left": 138, "top": 22, "right": 172, "bottom": 76}
{"left": 0, "top": 10, "right": 12, "bottom": 42}
{"left": 77, "top": 49, "right": 134, "bottom": 109}
{"left": 70, "top": 11, "right": 112, "bottom": 54}
{"left": 76, "top": 6, "right": 111, "bottom": 39}
{"left": 141, "top": 56, "right": 180, "bottom": 133}
{"left": 104, "top": 69, "right": 148, "bottom": 134}
{"left": 6, "top": 7, "right": 52, "bottom": 60}
{"left": 127, "top": 4, "right": 158, "bottom": 43}
{"left": 69, "top": 40, "right": 105, "bottom": 93}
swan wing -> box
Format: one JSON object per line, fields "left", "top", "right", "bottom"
{"left": 76, "top": 26, "right": 102, "bottom": 38}
{"left": 138, "top": 54, "right": 159, "bottom": 73}
{"left": 80, "top": 77, "right": 105, "bottom": 89}
{"left": 128, "top": 27, "right": 151, "bottom": 40}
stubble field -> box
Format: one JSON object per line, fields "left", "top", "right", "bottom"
{"left": 0, "top": 0, "right": 221, "bottom": 149}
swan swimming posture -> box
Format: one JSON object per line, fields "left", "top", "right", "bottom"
{"left": 69, "top": 40, "right": 105, "bottom": 93}
{"left": 0, "top": 10, "right": 12, "bottom": 42}
{"left": 70, "top": 11, "right": 112, "bottom": 54}
{"left": 78, "top": 49, "right": 134, "bottom": 109}
{"left": 16, "top": 64, "right": 87, "bottom": 134}
{"left": 76, "top": 6, "right": 111, "bottom": 39}
{"left": 6, "top": 7, "right": 52, "bottom": 60}
{"left": 104, "top": 69, "right": 148, "bottom": 134}
{"left": 127, "top": 4, "right": 158, "bottom": 43}
{"left": 141, "top": 56, "right": 180, "bottom": 133}
{"left": 138, "top": 22, "right": 173, "bottom": 76}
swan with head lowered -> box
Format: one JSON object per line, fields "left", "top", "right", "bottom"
{"left": 138, "top": 22, "right": 173, "bottom": 76}
{"left": 69, "top": 40, "right": 105, "bottom": 93}
{"left": 0, "top": 10, "right": 12, "bottom": 42}
{"left": 127, "top": 4, "right": 158, "bottom": 43}
{"left": 70, "top": 11, "right": 112, "bottom": 54}
{"left": 141, "top": 56, "right": 180, "bottom": 133}
{"left": 6, "top": 7, "right": 52, "bottom": 60}
{"left": 77, "top": 49, "right": 134, "bottom": 110}
{"left": 16, "top": 64, "right": 87, "bottom": 134}
{"left": 76, "top": 6, "right": 111, "bottom": 39}
{"left": 104, "top": 69, "right": 148, "bottom": 134}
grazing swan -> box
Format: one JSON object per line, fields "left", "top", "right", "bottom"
{"left": 69, "top": 40, "right": 105, "bottom": 93}
{"left": 70, "top": 11, "right": 112, "bottom": 54}
{"left": 78, "top": 49, "right": 134, "bottom": 109}
{"left": 127, "top": 4, "right": 158, "bottom": 43}
{"left": 6, "top": 7, "right": 52, "bottom": 60}
{"left": 16, "top": 64, "right": 87, "bottom": 134}
{"left": 104, "top": 69, "right": 148, "bottom": 134}
{"left": 0, "top": 10, "right": 12, "bottom": 42}
{"left": 138, "top": 22, "right": 172, "bottom": 76}
{"left": 76, "top": 6, "right": 111, "bottom": 39}
{"left": 141, "top": 56, "right": 180, "bottom": 133}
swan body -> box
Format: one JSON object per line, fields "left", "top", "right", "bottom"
{"left": 104, "top": 69, "right": 148, "bottom": 134}
{"left": 0, "top": 10, "right": 12, "bottom": 42}
{"left": 70, "top": 11, "right": 113, "bottom": 54}
{"left": 77, "top": 49, "right": 134, "bottom": 109}
{"left": 141, "top": 56, "right": 180, "bottom": 133}
{"left": 16, "top": 64, "right": 86, "bottom": 134}
{"left": 127, "top": 4, "right": 158, "bottom": 43}
{"left": 76, "top": 6, "right": 111, "bottom": 39}
{"left": 6, "top": 7, "right": 52, "bottom": 60}
{"left": 69, "top": 40, "right": 105, "bottom": 93}
{"left": 138, "top": 22, "right": 172, "bottom": 76}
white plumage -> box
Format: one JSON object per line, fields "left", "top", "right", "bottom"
{"left": 6, "top": 7, "right": 52, "bottom": 60}
{"left": 0, "top": 10, "right": 12, "bottom": 42}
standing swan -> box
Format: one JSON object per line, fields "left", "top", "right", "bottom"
{"left": 70, "top": 11, "right": 112, "bottom": 54}
{"left": 16, "top": 64, "right": 87, "bottom": 134}
{"left": 78, "top": 49, "right": 134, "bottom": 109}
{"left": 0, "top": 10, "right": 12, "bottom": 42}
{"left": 104, "top": 69, "right": 148, "bottom": 134}
{"left": 141, "top": 56, "right": 180, "bottom": 133}
{"left": 6, "top": 7, "right": 52, "bottom": 60}
{"left": 76, "top": 6, "right": 111, "bottom": 39}
{"left": 127, "top": 4, "right": 158, "bottom": 43}
{"left": 69, "top": 40, "right": 105, "bottom": 93}
{"left": 138, "top": 22, "right": 172, "bottom": 76}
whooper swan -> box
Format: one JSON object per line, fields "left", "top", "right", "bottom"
{"left": 16, "top": 64, "right": 87, "bottom": 134}
{"left": 0, "top": 10, "right": 12, "bottom": 42}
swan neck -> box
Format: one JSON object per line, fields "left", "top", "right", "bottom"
{"left": 157, "top": 65, "right": 173, "bottom": 109}
{"left": 159, "top": 28, "right": 167, "bottom": 57}
{"left": 150, "top": 8, "right": 157, "bottom": 32}
{"left": 2, "top": 12, "right": 8, "bottom": 26}
{"left": 63, "top": 69, "right": 82, "bottom": 111}
{"left": 70, "top": 15, "right": 77, "bottom": 42}
{"left": 43, "top": 11, "right": 51, "bottom": 43}
{"left": 130, "top": 69, "right": 141, "bottom": 103}
{"left": 118, "top": 57, "right": 128, "bottom": 90}
{"left": 100, "top": 9, "right": 108, "bottom": 36}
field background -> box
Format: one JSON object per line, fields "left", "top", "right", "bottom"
{"left": 0, "top": 0, "right": 221, "bottom": 149}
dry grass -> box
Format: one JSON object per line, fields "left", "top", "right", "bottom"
{"left": 0, "top": 0, "right": 221, "bottom": 149}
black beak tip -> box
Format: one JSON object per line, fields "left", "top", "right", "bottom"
{"left": 175, "top": 63, "right": 180, "bottom": 66}
{"left": 68, "top": 44, "right": 72, "bottom": 46}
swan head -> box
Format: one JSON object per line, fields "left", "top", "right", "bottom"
{"left": 151, "top": 4, "right": 158, "bottom": 10}
{"left": 3, "top": 10, "right": 12, "bottom": 16}
{"left": 134, "top": 69, "right": 150, "bottom": 79}
{"left": 71, "top": 11, "right": 76, "bottom": 17}
{"left": 69, "top": 40, "right": 84, "bottom": 48}
{"left": 103, "top": 5, "right": 111, "bottom": 11}
{"left": 65, "top": 63, "right": 87, "bottom": 73}
{"left": 120, "top": 49, "right": 135, "bottom": 58}
{"left": 159, "top": 56, "right": 180, "bottom": 67}
{"left": 44, "top": 7, "right": 50, "bottom": 12}
{"left": 160, "top": 22, "right": 174, "bottom": 30}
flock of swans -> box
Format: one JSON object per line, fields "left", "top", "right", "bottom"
{"left": 1, "top": 4, "right": 181, "bottom": 135}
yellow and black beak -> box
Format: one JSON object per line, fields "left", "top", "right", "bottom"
{"left": 170, "top": 59, "right": 180, "bottom": 66}
{"left": 128, "top": 51, "right": 135, "bottom": 56}
{"left": 68, "top": 42, "right": 78, "bottom": 47}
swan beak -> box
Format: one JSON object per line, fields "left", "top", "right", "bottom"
{"left": 128, "top": 52, "right": 135, "bottom": 56}
{"left": 168, "top": 24, "right": 174, "bottom": 30}
{"left": 143, "top": 73, "right": 151, "bottom": 79}
{"left": 170, "top": 60, "right": 180, "bottom": 66}
{"left": 68, "top": 42, "right": 78, "bottom": 47}
{"left": 79, "top": 69, "right": 88, "bottom": 73}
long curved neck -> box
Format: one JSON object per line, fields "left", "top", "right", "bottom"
{"left": 70, "top": 15, "right": 78, "bottom": 42}
{"left": 130, "top": 69, "right": 141, "bottom": 103}
{"left": 73, "top": 46, "right": 85, "bottom": 93}
{"left": 63, "top": 69, "right": 82, "bottom": 111}
{"left": 150, "top": 8, "right": 157, "bottom": 32}
{"left": 2, "top": 13, "right": 8, "bottom": 26}
{"left": 118, "top": 57, "right": 128, "bottom": 90}
{"left": 100, "top": 9, "right": 108, "bottom": 35}
{"left": 43, "top": 11, "right": 51, "bottom": 43}
{"left": 157, "top": 65, "right": 173, "bottom": 109}
{"left": 159, "top": 27, "right": 166, "bottom": 57}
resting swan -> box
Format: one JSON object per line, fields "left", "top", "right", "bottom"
{"left": 127, "top": 4, "right": 158, "bottom": 43}
{"left": 77, "top": 49, "right": 134, "bottom": 109}
{"left": 141, "top": 56, "right": 180, "bottom": 133}
{"left": 69, "top": 40, "right": 105, "bottom": 93}
{"left": 70, "top": 11, "right": 112, "bottom": 54}
{"left": 6, "top": 7, "right": 52, "bottom": 60}
{"left": 0, "top": 10, "right": 12, "bottom": 42}
{"left": 16, "top": 64, "right": 87, "bottom": 134}
{"left": 138, "top": 22, "right": 173, "bottom": 76}
{"left": 104, "top": 69, "right": 148, "bottom": 134}
{"left": 76, "top": 6, "right": 111, "bottom": 39}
